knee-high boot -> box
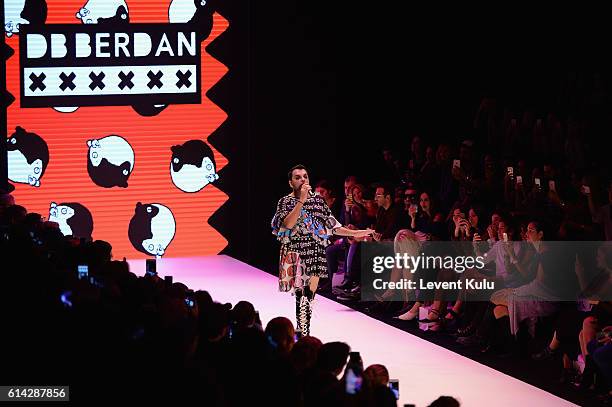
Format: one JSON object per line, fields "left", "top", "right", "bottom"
{"left": 303, "top": 286, "right": 316, "bottom": 336}
{"left": 295, "top": 288, "right": 310, "bottom": 337}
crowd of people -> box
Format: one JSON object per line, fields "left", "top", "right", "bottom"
{"left": 0, "top": 187, "right": 465, "bottom": 406}
{"left": 312, "top": 92, "right": 612, "bottom": 404}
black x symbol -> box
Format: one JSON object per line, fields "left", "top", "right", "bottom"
{"left": 59, "top": 72, "right": 76, "bottom": 91}
{"left": 118, "top": 71, "right": 134, "bottom": 90}
{"left": 29, "top": 72, "right": 46, "bottom": 92}
{"left": 176, "top": 70, "right": 192, "bottom": 89}
{"left": 147, "top": 70, "right": 163, "bottom": 89}
{"left": 89, "top": 72, "right": 106, "bottom": 90}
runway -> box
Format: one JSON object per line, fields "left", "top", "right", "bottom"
{"left": 127, "top": 255, "right": 577, "bottom": 407}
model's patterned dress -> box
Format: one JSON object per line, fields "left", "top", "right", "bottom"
{"left": 271, "top": 194, "right": 342, "bottom": 293}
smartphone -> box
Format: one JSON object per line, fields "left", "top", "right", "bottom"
{"left": 502, "top": 232, "right": 508, "bottom": 242}
{"left": 507, "top": 166, "right": 514, "bottom": 178}
{"left": 389, "top": 379, "right": 399, "bottom": 400}
{"left": 548, "top": 180, "right": 556, "bottom": 192}
{"left": 535, "top": 177, "right": 541, "bottom": 188}
{"left": 164, "top": 275, "right": 173, "bottom": 286}
{"left": 60, "top": 290, "right": 73, "bottom": 308}
{"left": 145, "top": 258, "right": 157, "bottom": 276}
{"left": 453, "top": 159, "right": 461, "bottom": 169}
{"left": 516, "top": 175, "right": 523, "bottom": 184}
{"left": 582, "top": 185, "right": 590, "bottom": 194}
{"left": 185, "top": 298, "right": 194, "bottom": 308}
{"left": 345, "top": 368, "right": 362, "bottom": 395}
{"left": 77, "top": 264, "right": 88, "bottom": 280}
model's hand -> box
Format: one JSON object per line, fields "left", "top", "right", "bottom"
{"left": 299, "top": 183, "right": 311, "bottom": 202}
{"left": 354, "top": 228, "right": 374, "bottom": 238}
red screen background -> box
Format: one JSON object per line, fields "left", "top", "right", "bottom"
{"left": 6, "top": 0, "right": 229, "bottom": 258}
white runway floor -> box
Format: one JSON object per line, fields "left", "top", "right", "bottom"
{"left": 127, "top": 255, "right": 577, "bottom": 407}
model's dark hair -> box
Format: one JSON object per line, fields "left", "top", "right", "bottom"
{"left": 288, "top": 164, "right": 308, "bottom": 180}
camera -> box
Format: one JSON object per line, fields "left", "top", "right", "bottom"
{"left": 185, "top": 298, "right": 194, "bottom": 308}
{"left": 77, "top": 264, "right": 88, "bottom": 280}
{"left": 164, "top": 275, "right": 173, "bottom": 286}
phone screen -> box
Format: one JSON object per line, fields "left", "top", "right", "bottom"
{"left": 146, "top": 259, "right": 157, "bottom": 276}
{"left": 60, "top": 290, "right": 73, "bottom": 307}
{"left": 78, "top": 264, "right": 88, "bottom": 280}
{"left": 453, "top": 159, "right": 461, "bottom": 169}
{"left": 389, "top": 380, "right": 399, "bottom": 400}
{"left": 345, "top": 369, "right": 362, "bottom": 395}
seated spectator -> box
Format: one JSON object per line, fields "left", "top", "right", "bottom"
{"left": 302, "top": 341, "right": 350, "bottom": 406}
{"left": 411, "top": 191, "right": 444, "bottom": 239}
{"left": 265, "top": 316, "right": 296, "bottom": 355}
{"left": 290, "top": 336, "right": 323, "bottom": 376}
{"left": 363, "top": 364, "right": 397, "bottom": 407}
{"left": 316, "top": 179, "right": 341, "bottom": 220}
{"left": 231, "top": 300, "right": 258, "bottom": 335}
{"left": 587, "top": 179, "right": 612, "bottom": 241}
{"left": 428, "top": 395, "right": 461, "bottom": 407}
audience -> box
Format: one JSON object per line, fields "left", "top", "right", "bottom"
{"left": 7, "top": 74, "right": 612, "bottom": 405}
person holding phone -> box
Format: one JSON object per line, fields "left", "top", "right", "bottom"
{"left": 450, "top": 206, "right": 472, "bottom": 241}
{"left": 362, "top": 364, "right": 397, "bottom": 406}
{"left": 403, "top": 186, "right": 420, "bottom": 230}
{"left": 272, "top": 165, "right": 373, "bottom": 336}
{"left": 585, "top": 179, "right": 612, "bottom": 241}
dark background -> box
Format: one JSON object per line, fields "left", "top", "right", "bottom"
{"left": 212, "top": 3, "right": 611, "bottom": 272}
{"left": 2, "top": 3, "right": 609, "bottom": 271}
